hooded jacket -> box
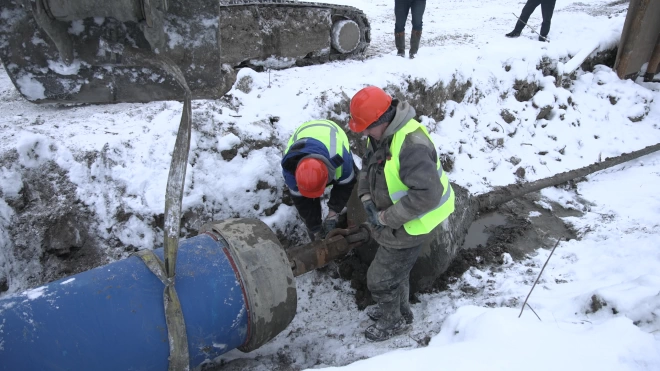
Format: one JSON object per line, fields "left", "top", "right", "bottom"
{"left": 358, "top": 101, "right": 444, "bottom": 249}
{"left": 281, "top": 121, "right": 356, "bottom": 231}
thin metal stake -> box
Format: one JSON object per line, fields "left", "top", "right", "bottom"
{"left": 518, "top": 237, "right": 562, "bottom": 318}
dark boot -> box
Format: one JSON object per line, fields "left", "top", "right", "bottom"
{"left": 365, "top": 299, "right": 410, "bottom": 342}
{"left": 409, "top": 30, "right": 422, "bottom": 59}
{"left": 395, "top": 32, "right": 405, "bottom": 57}
{"left": 538, "top": 35, "right": 548, "bottom": 42}
{"left": 366, "top": 280, "right": 414, "bottom": 324}
{"left": 366, "top": 304, "right": 414, "bottom": 324}
{"left": 508, "top": 14, "right": 527, "bottom": 38}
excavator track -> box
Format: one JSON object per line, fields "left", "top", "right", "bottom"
{"left": 222, "top": 0, "right": 370, "bottom": 67}
{"left": 0, "top": 0, "right": 370, "bottom": 104}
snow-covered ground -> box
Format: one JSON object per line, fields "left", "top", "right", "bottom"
{"left": 1, "top": 0, "right": 660, "bottom": 370}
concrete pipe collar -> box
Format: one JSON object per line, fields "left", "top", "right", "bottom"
{"left": 332, "top": 20, "right": 360, "bottom": 54}
{"left": 199, "top": 218, "right": 297, "bottom": 352}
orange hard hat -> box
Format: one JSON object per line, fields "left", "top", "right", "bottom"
{"left": 348, "top": 86, "right": 393, "bottom": 132}
{"left": 295, "top": 158, "right": 328, "bottom": 198}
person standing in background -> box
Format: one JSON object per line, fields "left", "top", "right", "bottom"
{"left": 394, "top": 0, "right": 427, "bottom": 58}
{"left": 505, "top": 0, "right": 557, "bottom": 42}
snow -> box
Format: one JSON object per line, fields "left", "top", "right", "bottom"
{"left": 24, "top": 287, "right": 47, "bottom": 300}
{"left": 533, "top": 90, "right": 555, "bottom": 107}
{"left": 14, "top": 74, "right": 45, "bottom": 100}
{"left": 1, "top": 0, "right": 660, "bottom": 370}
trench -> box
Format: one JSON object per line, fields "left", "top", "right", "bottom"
{"left": 336, "top": 191, "right": 581, "bottom": 310}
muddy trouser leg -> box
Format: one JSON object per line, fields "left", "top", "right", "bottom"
{"left": 367, "top": 244, "right": 423, "bottom": 329}
{"left": 398, "top": 276, "right": 412, "bottom": 321}
{"left": 513, "top": 0, "right": 542, "bottom": 33}
{"left": 539, "top": 0, "right": 556, "bottom": 38}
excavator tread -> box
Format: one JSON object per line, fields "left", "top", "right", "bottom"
{"left": 0, "top": 0, "right": 370, "bottom": 104}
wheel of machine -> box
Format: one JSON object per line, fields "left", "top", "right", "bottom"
{"left": 331, "top": 19, "right": 360, "bottom": 54}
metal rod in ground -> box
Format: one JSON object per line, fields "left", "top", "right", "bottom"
{"left": 526, "top": 303, "right": 542, "bottom": 321}
{"left": 518, "top": 237, "right": 562, "bottom": 318}
{"left": 511, "top": 12, "right": 549, "bottom": 42}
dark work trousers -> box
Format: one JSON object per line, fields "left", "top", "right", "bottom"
{"left": 367, "top": 243, "right": 423, "bottom": 324}
{"left": 513, "top": 0, "right": 557, "bottom": 37}
{"left": 394, "top": 0, "right": 426, "bottom": 33}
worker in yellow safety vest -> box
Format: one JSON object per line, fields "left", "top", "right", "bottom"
{"left": 281, "top": 120, "right": 357, "bottom": 241}
{"left": 348, "top": 86, "right": 455, "bottom": 342}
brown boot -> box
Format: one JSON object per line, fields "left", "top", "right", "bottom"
{"left": 409, "top": 30, "right": 422, "bottom": 59}
{"left": 395, "top": 32, "right": 405, "bottom": 57}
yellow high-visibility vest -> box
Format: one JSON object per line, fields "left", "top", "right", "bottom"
{"left": 286, "top": 120, "right": 351, "bottom": 180}
{"left": 383, "top": 119, "right": 454, "bottom": 235}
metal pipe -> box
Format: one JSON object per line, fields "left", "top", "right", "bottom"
{"left": 286, "top": 225, "right": 371, "bottom": 277}
{"left": 0, "top": 218, "right": 296, "bottom": 371}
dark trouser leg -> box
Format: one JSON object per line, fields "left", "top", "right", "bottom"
{"left": 539, "top": 0, "right": 556, "bottom": 37}
{"left": 367, "top": 244, "right": 422, "bottom": 328}
{"left": 410, "top": 0, "right": 426, "bottom": 31}
{"left": 394, "top": 0, "right": 411, "bottom": 34}
{"left": 408, "top": 0, "right": 425, "bottom": 57}
{"left": 513, "top": 0, "right": 542, "bottom": 32}
{"left": 291, "top": 194, "right": 322, "bottom": 239}
{"left": 399, "top": 277, "right": 412, "bottom": 321}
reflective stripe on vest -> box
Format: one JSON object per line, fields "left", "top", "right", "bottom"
{"left": 286, "top": 120, "right": 351, "bottom": 181}
{"left": 384, "top": 119, "right": 455, "bottom": 235}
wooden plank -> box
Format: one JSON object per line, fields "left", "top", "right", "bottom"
{"left": 614, "top": 0, "right": 660, "bottom": 79}
{"left": 644, "top": 34, "right": 660, "bottom": 82}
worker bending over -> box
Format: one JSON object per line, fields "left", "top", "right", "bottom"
{"left": 281, "top": 120, "right": 357, "bottom": 241}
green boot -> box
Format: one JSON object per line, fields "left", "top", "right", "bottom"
{"left": 395, "top": 32, "right": 405, "bottom": 57}
{"left": 409, "top": 30, "right": 422, "bottom": 59}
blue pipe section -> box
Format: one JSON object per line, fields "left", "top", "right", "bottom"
{"left": 0, "top": 232, "right": 249, "bottom": 370}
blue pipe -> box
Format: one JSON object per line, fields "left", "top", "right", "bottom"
{"left": 0, "top": 219, "right": 296, "bottom": 371}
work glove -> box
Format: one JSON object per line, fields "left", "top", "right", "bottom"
{"left": 321, "top": 214, "right": 339, "bottom": 239}
{"left": 362, "top": 197, "right": 385, "bottom": 231}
